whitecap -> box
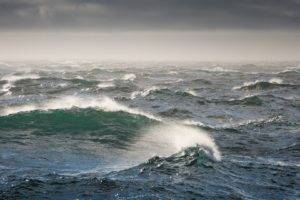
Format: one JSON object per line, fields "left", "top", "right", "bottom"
{"left": 182, "top": 119, "right": 206, "bottom": 127}
{"left": 141, "top": 86, "right": 160, "bottom": 97}
{"left": 130, "top": 91, "right": 140, "bottom": 99}
{"left": 202, "top": 66, "right": 237, "bottom": 72}
{"left": 269, "top": 78, "right": 283, "bottom": 84}
{"left": 0, "top": 73, "right": 40, "bottom": 95}
{"left": 185, "top": 89, "right": 197, "bottom": 96}
{"left": 168, "top": 71, "right": 178, "bottom": 75}
{"left": 130, "top": 86, "right": 161, "bottom": 99}
{"left": 97, "top": 82, "right": 115, "bottom": 89}
{"left": 232, "top": 78, "right": 284, "bottom": 90}
{"left": 122, "top": 73, "right": 136, "bottom": 81}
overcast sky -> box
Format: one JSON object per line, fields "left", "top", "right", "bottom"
{"left": 1, "top": 0, "right": 300, "bottom": 31}
{"left": 0, "top": 0, "right": 300, "bottom": 61}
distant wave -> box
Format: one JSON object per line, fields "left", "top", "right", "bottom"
{"left": 0, "top": 73, "right": 40, "bottom": 95}
{"left": 212, "top": 95, "right": 263, "bottom": 106}
{"left": 131, "top": 87, "right": 201, "bottom": 100}
{"left": 189, "top": 78, "right": 212, "bottom": 85}
{"left": 159, "top": 108, "right": 192, "bottom": 119}
{"left": 97, "top": 82, "right": 115, "bottom": 89}
{"left": 122, "top": 73, "right": 136, "bottom": 81}
{"left": 274, "top": 67, "right": 300, "bottom": 75}
{"left": 200, "top": 66, "right": 238, "bottom": 73}
{"left": 167, "top": 70, "right": 178, "bottom": 75}
{"left": 183, "top": 115, "right": 283, "bottom": 131}
{"left": 130, "top": 86, "right": 162, "bottom": 99}
{"left": 0, "top": 95, "right": 160, "bottom": 121}
{"left": 229, "top": 155, "right": 300, "bottom": 168}
{"left": 232, "top": 78, "right": 297, "bottom": 91}
{"left": 185, "top": 89, "right": 198, "bottom": 97}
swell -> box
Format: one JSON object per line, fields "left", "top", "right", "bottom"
{"left": 0, "top": 146, "right": 217, "bottom": 200}
{"left": 0, "top": 108, "right": 155, "bottom": 137}
{"left": 131, "top": 86, "right": 268, "bottom": 107}
{"left": 137, "top": 87, "right": 265, "bottom": 106}
{"left": 233, "top": 79, "right": 298, "bottom": 91}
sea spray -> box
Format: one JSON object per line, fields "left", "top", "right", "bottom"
{"left": 130, "top": 123, "right": 221, "bottom": 161}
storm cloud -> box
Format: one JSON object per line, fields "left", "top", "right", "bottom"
{"left": 0, "top": 0, "right": 300, "bottom": 30}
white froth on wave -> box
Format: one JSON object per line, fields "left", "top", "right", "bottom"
{"left": 130, "top": 86, "right": 161, "bottom": 99}
{"left": 183, "top": 119, "right": 206, "bottom": 127}
{"left": 186, "top": 89, "right": 197, "bottom": 96}
{"left": 122, "top": 73, "right": 136, "bottom": 81}
{"left": 269, "top": 78, "right": 283, "bottom": 84}
{"left": 130, "top": 91, "right": 140, "bottom": 99}
{"left": 141, "top": 86, "right": 160, "bottom": 97}
{"left": 202, "top": 66, "right": 237, "bottom": 72}
{"left": 0, "top": 95, "right": 160, "bottom": 121}
{"left": 97, "top": 82, "right": 115, "bottom": 89}
{"left": 0, "top": 74, "right": 40, "bottom": 95}
{"left": 75, "top": 75, "right": 84, "bottom": 79}
{"left": 168, "top": 71, "right": 178, "bottom": 75}
{"left": 232, "top": 78, "right": 284, "bottom": 90}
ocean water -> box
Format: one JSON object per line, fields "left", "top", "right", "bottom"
{"left": 0, "top": 61, "right": 299, "bottom": 199}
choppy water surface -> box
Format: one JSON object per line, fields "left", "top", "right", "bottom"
{"left": 0, "top": 61, "right": 299, "bottom": 199}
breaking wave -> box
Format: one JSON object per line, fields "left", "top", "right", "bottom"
{"left": 130, "top": 86, "right": 162, "bottom": 99}
{"left": 0, "top": 73, "right": 40, "bottom": 95}
{"left": 0, "top": 95, "right": 159, "bottom": 121}
{"left": 122, "top": 73, "right": 136, "bottom": 81}
{"left": 97, "top": 82, "right": 115, "bottom": 89}
{"left": 131, "top": 124, "right": 221, "bottom": 161}
{"left": 232, "top": 78, "right": 296, "bottom": 91}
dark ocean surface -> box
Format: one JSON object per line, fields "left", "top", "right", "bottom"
{"left": 0, "top": 61, "right": 299, "bottom": 199}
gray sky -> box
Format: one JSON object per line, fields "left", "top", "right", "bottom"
{"left": 0, "top": 0, "right": 300, "bottom": 61}
{"left": 1, "top": 0, "right": 300, "bottom": 31}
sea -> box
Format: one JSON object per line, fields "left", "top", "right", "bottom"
{"left": 0, "top": 61, "right": 299, "bottom": 199}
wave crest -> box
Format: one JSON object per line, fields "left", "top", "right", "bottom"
{"left": 0, "top": 73, "right": 40, "bottom": 95}
{"left": 122, "top": 73, "right": 136, "bottom": 81}
{"left": 232, "top": 78, "right": 296, "bottom": 91}
{"left": 0, "top": 95, "right": 160, "bottom": 121}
